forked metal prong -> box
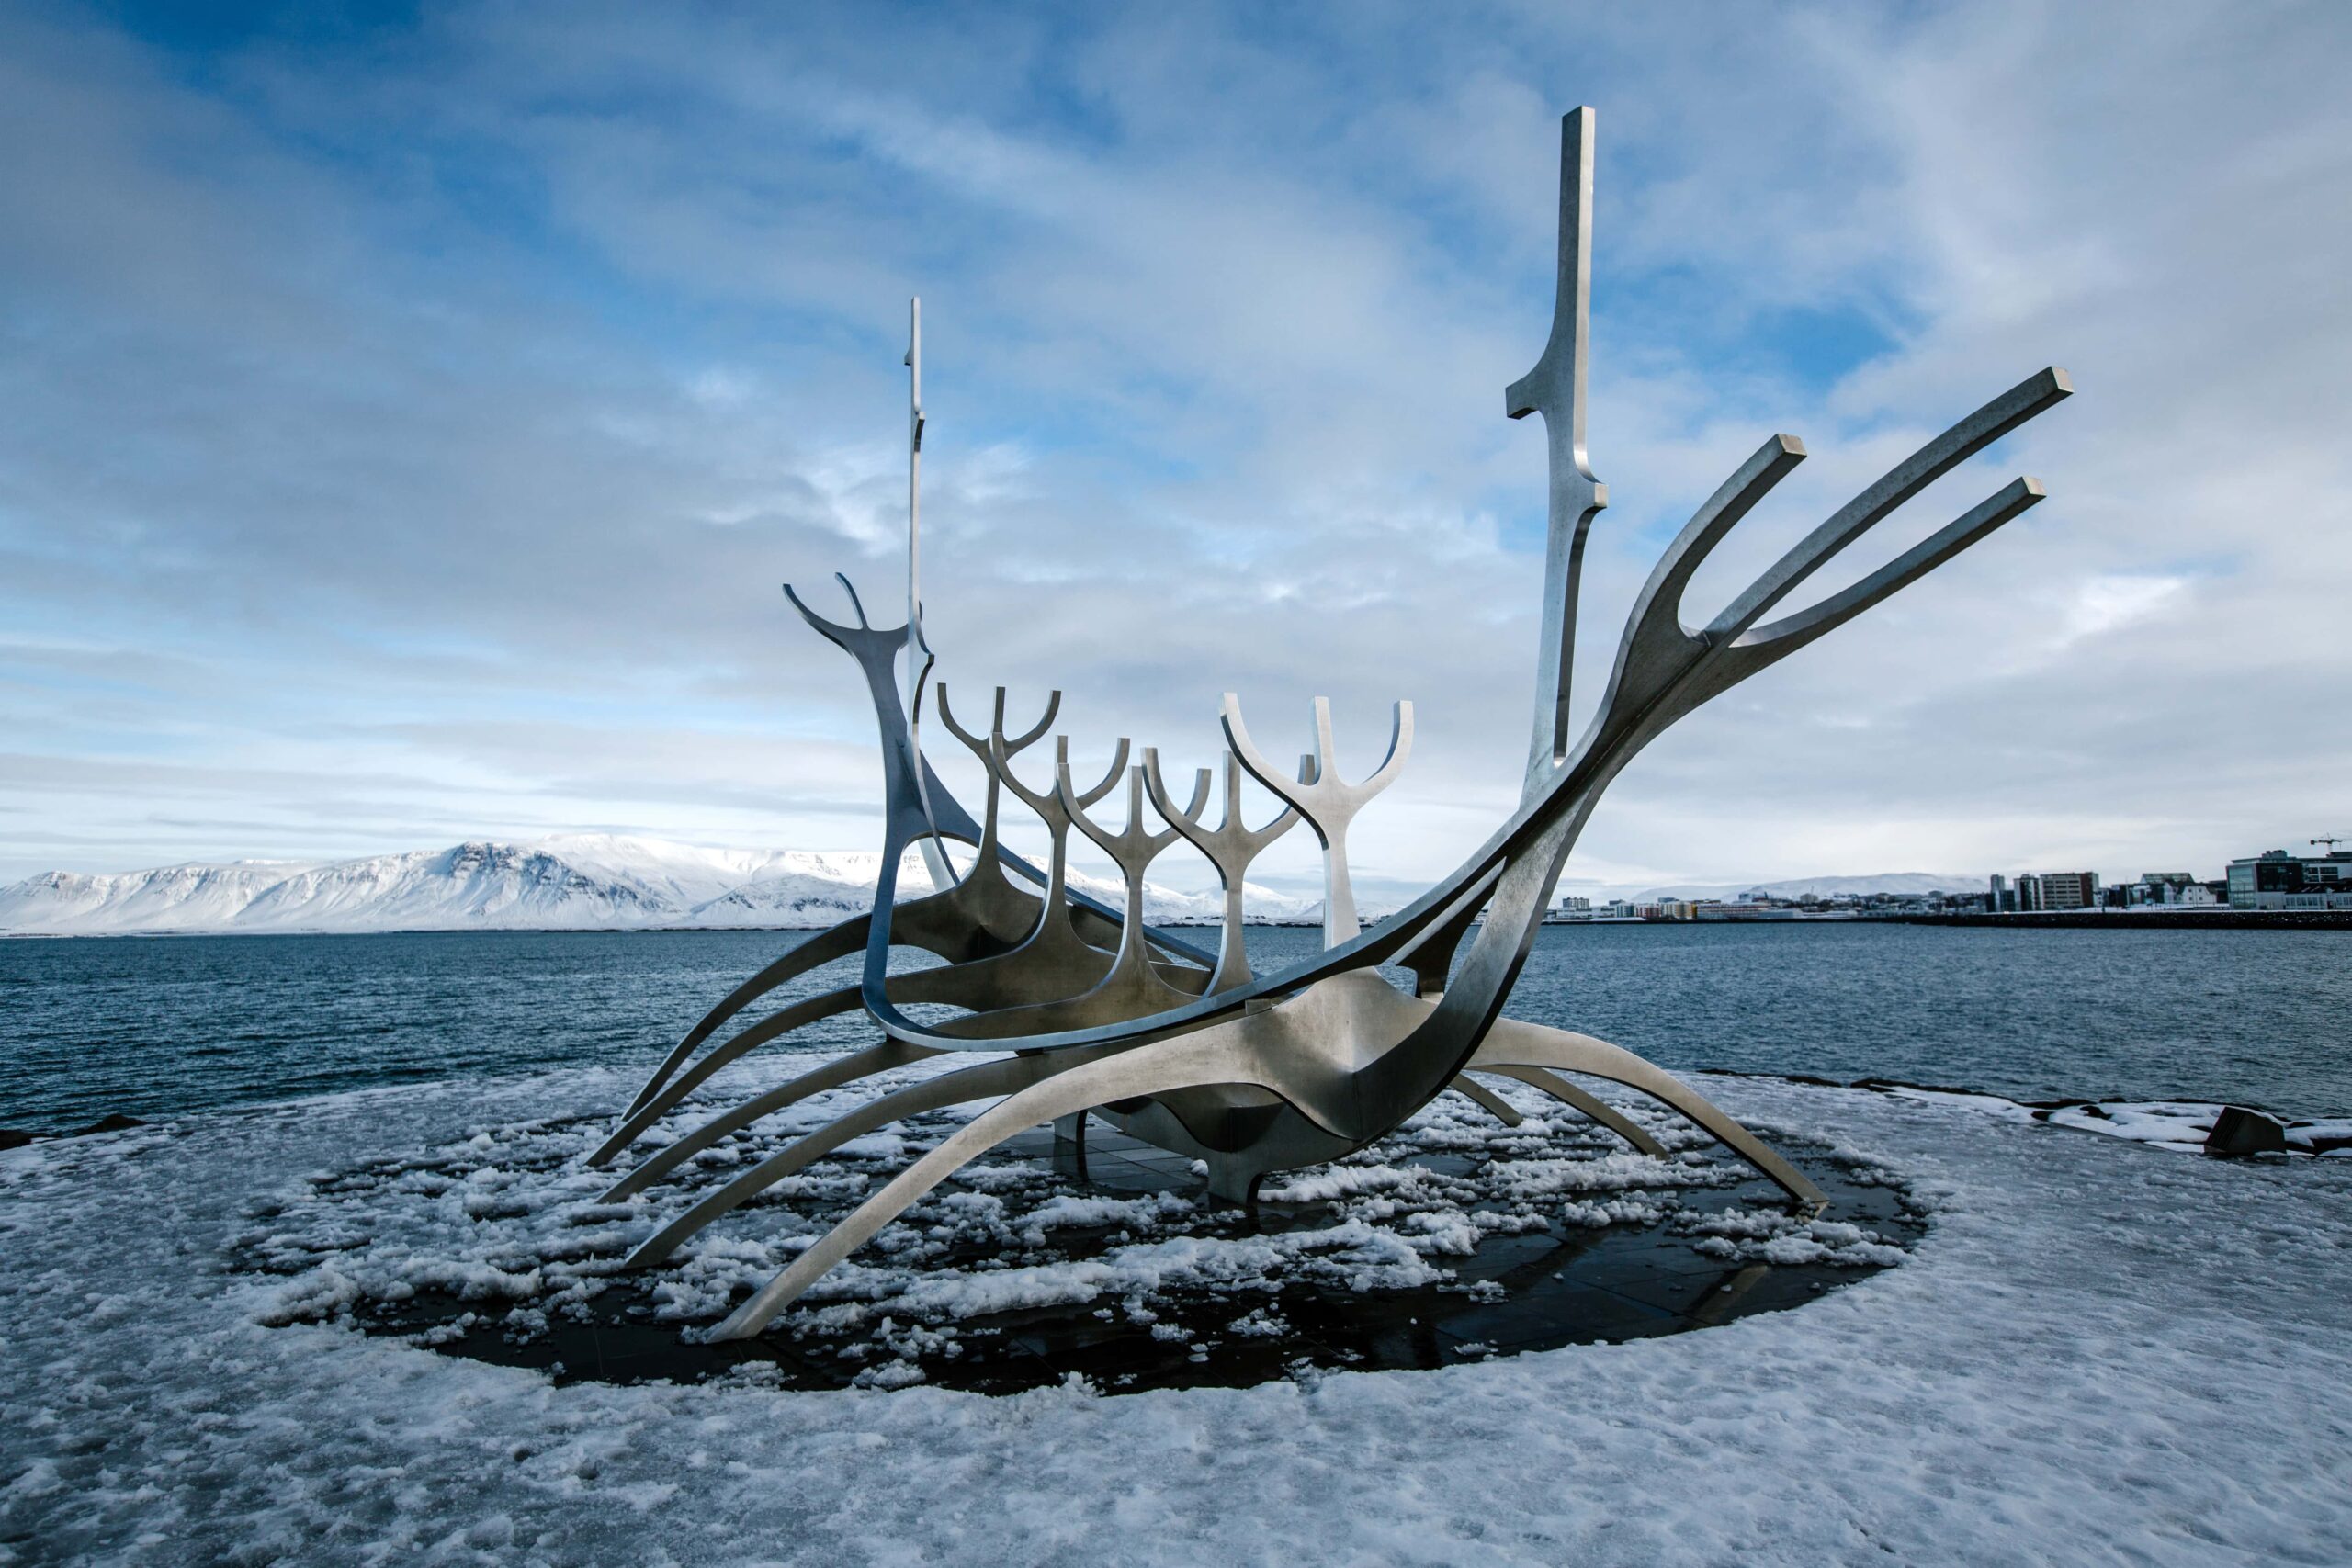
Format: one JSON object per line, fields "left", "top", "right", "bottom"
{"left": 936, "top": 684, "right": 1061, "bottom": 765}
{"left": 1138, "top": 748, "right": 1215, "bottom": 834}
{"left": 1145, "top": 748, "right": 1312, "bottom": 991}
{"left": 833, "top": 572, "right": 870, "bottom": 628}
{"left": 1634, "top": 434, "right": 1807, "bottom": 649}
{"left": 1001, "top": 691, "right": 1059, "bottom": 753}
{"left": 1221, "top": 693, "right": 1413, "bottom": 946}
{"left": 1051, "top": 741, "right": 1136, "bottom": 839}
{"left": 1729, "top": 478, "right": 2047, "bottom": 670}
{"left": 1706, "top": 367, "right": 2073, "bottom": 643}
{"left": 780, "top": 582, "right": 856, "bottom": 646}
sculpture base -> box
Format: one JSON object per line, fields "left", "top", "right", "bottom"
{"left": 254, "top": 1082, "right": 1922, "bottom": 1396}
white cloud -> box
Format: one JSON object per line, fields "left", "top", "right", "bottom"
{"left": 1, "top": 1, "right": 2347, "bottom": 887}
{"left": 2054, "top": 573, "right": 2190, "bottom": 649}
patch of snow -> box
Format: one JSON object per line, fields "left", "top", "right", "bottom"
{"left": 1884, "top": 1088, "right": 2350, "bottom": 1155}
{"left": 2, "top": 1067, "right": 2347, "bottom": 1563}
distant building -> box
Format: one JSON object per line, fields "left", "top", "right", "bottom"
{"left": 1546, "top": 896, "right": 1593, "bottom": 923}
{"left": 2036, "top": 872, "right": 2100, "bottom": 911}
{"left": 2015, "top": 873, "right": 2042, "bottom": 912}
{"left": 2226, "top": 849, "right": 2352, "bottom": 910}
{"left": 1988, "top": 874, "right": 2011, "bottom": 913}
{"left": 2125, "top": 873, "right": 2206, "bottom": 908}
{"left": 1698, "top": 902, "right": 1797, "bottom": 921}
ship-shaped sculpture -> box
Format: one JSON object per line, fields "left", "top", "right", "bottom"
{"left": 587, "top": 108, "right": 2071, "bottom": 1341}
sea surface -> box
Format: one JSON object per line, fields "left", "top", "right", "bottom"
{"left": 4, "top": 922, "right": 2348, "bottom": 1134}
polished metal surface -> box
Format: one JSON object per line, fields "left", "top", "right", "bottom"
{"left": 1509, "top": 106, "right": 1608, "bottom": 794}
{"left": 583, "top": 106, "right": 2072, "bottom": 1340}
{"left": 1144, "top": 748, "right": 1307, "bottom": 992}
{"left": 1223, "top": 694, "right": 1412, "bottom": 949}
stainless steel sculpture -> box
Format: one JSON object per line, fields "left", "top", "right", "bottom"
{"left": 591, "top": 107, "right": 2070, "bottom": 1341}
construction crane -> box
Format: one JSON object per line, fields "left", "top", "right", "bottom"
{"left": 2312, "top": 835, "right": 2348, "bottom": 852}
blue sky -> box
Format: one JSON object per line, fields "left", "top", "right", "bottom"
{"left": 4, "top": 0, "right": 2349, "bottom": 895}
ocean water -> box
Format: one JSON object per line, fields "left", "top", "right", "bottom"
{"left": 3, "top": 921, "right": 2347, "bottom": 1134}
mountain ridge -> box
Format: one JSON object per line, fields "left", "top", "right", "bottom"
{"left": 0, "top": 834, "right": 1322, "bottom": 936}
{"left": 0, "top": 836, "right": 1986, "bottom": 936}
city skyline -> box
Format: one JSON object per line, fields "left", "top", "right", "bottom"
{"left": 4, "top": 2, "right": 2348, "bottom": 891}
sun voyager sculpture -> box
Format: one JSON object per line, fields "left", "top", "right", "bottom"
{"left": 586, "top": 107, "right": 2070, "bottom": 1342}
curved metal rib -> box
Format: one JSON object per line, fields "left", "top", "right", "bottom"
{"left": 627, "top": 1045, "right": 1115, "bottom": 1269}
{"left": 703, "top": 1032, "right": 1295, "bottom": 1338}
{"left": 592, "top": 983, "right": 865, "bottom": 1166}
{"left": 600, "top": 897, "right": 1207, "bottom": 1175}
{"left": 623, "top": 913, "right": 871, "bottom": 1119}
{"left": 601, "top": 1040, "right": 934, "bottom": 1202}
{"left": 668, "top": 982, "right": 1780, "bottom": 1337}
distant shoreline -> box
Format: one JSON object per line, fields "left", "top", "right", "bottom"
{"left": 1869, "top": 910, "right": 2352, "bottom": 931}
{"left": 0, "top": 918, "right": 1340, "bottom": 941}
{"left": 10, "top": 911, "right": 2352, "bottom": 939}
{"left": 1546, "top": 911, "right": 2352, "bottom": 931}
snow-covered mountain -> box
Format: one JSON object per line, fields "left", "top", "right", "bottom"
{"left": 0, "top": 835, "right": 1322, "bottom": 936}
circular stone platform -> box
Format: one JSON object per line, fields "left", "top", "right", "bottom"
{"left": 238, "top": 1073, "right": 1922, "bottom": 1395}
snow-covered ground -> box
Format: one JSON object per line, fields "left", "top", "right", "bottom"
{"left": 4, "top": 1068, "right": 2347, "bottom": 1565}
{"left": 225, "top": 1066, "right": 1907, "bottom": 1389}
{"left": 1883, "top": 1087, "right": 2352, "bottom": 1154}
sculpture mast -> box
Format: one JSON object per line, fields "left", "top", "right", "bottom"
{"left": 1507, "top": 107, "right": 1609, "bottom": 796}
{"left": 905, "top": 298, "right": 956, "bottom": 888}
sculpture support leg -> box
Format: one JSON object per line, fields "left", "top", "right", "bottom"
{"left": 1469, "top": 1065, "right": 1664, "bottom": 1156}
{"left": 1469, "top": 1017, "right": 1824, "bottom": 1209}
{"left": 1447, "top": 1074, "right": 1525, "bottom": 1127}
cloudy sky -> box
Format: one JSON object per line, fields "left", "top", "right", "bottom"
{"left": 3, "top": 0, "right": 2347, "bottom": 898}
